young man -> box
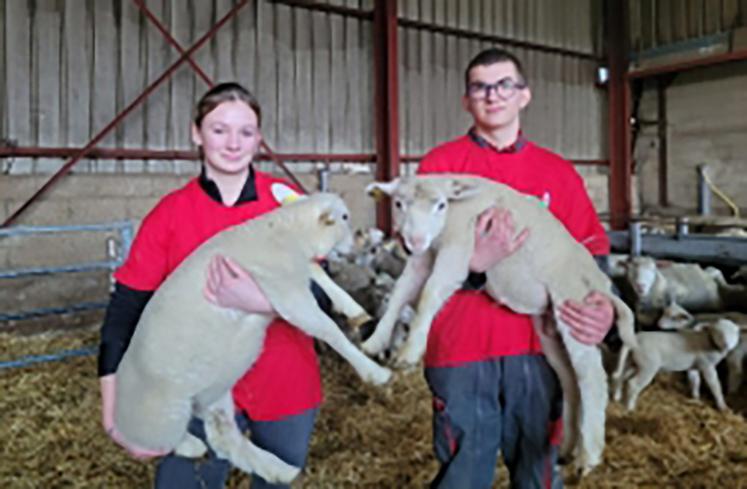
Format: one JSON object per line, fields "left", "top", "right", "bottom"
{"left": 416, "top": 48, "right": 614, "bottom": 489}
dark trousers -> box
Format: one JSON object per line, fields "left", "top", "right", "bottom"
{"left": 425, "top": 356, "right": 564, "bottom": 489}
{"left": 154, "top": 408, "right": 317, "bottom": 489}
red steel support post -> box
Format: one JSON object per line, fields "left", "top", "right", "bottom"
{"left": 606, "top": 0, "right": 632, "bottom": 230}
{"left": 373, "top": 0, "right": 400, "bottom": 235}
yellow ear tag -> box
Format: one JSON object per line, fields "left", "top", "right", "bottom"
{"left": 271, "top": 183, "right": 305, "bottom": 206}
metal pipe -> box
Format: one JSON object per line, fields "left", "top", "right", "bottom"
{"left": 317, "top": 167, "right": 330, "bottom": 192}
{"left": 1, "top": 0, "right": 251, "bottom": 228}
{"left": 0, "top": 303, "right": 108, "bottom": 323}
{"left": 0, "top": 346, "right": 97, "bottom": 371}
{"left": 0, "top": 147, "right": 610, "bottom": 166}
{"left": 269, "top": 0, "right": 601, "bottom": 62}
{"left": 0, "top": 221, "right": 132, "bottom": 237}
{"left": 676, "top": 217, "right": 689, "bottom": 237}
{"left": 697, "top": 165, "right": 711, "bottom": 216}
{"left": 269, "top": 0, "right": 372, "bottom": 20}
{"left": 629, "top": 221, "right": 642, "bottom": 256}
{"left": 398, "top": 18, "right": 601, "bottom": 62}
{"left": 0, "top": 261, "right": 121, "bottom": 280}
{"left": 628, "top": 48, "right": 747, "bottom": 80}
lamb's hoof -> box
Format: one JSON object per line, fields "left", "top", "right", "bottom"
{"left": 257, "top": 463, "right": 302, "bottom": 485}
{"left": 368, "top": 365, "right": 393, "bottom": 385}
{"left": 362, "top": 336, "right": 386, "bottom": 356}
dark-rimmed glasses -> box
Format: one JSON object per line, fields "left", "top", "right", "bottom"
{"left": 466, "top": 77, "right": 527, "bottom": 100}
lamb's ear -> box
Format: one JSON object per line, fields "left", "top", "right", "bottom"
{"left": 319, "top": 210, "right": 336, "bottom": 226}
{"left": 708, "top": 322, "right": 732, "bottom": 351}
{"left": 271, "top": 183, "right": 307, "bottom": 206}
{"left": 366, "top": 179, "right": 400, "bottom": 201}
{"left": 447, "top": 179, "right": 481, "bottom": 200}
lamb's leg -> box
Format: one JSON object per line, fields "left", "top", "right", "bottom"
{"left": 309, "top": 262, "right": 372, "bottom": 328}
{"left": 174, "top": 433, "right": 208, "bottom": 458}
{"left": 203, "top": 393, "right": 301, "bottom": 483}
{"left": 553, "top": 313, "right": 607, "bottom": 477}
{"left": 700, "top": 364, "right": 729, "bottom": 411}
{"left": 362, "top": 252, "right": 433, "bottom": 356}
{"left": 271, "top": 287, "right": 392, "bottom": 385}
{"left": 610, "top": 345, "right": 633, "bottom": 402}
{"left": 726, "top": 346, "right": 745, "bottom": 394}
{"left": 687, "top": 369, "right": 702, "bottom": 399}
{"left": 623, "top": 364, "right": 658, "bottom": 411}
{"left": 395, "top": 245, "right": 471, "bottom": 367}
{"left": 532, "top": 315, "right": 579, "bottom": 464}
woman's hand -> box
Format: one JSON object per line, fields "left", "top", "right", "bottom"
{"left": 99, "top": 375, "right": 169, "bottom": 459}
{"left": 203, "top": 254, "right": 274, "bottom": 314}
{"left": 469, "top": 207, "right": 530, "bottom": 273}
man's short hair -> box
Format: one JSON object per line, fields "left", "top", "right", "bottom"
{"left": 464, "top": 48, "right": 527, "bottom": 92}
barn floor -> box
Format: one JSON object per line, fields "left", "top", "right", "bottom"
{"left": 2, "top": 327, "right": 747, "bottom": 489}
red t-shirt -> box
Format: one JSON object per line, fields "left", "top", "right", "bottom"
{"left": 115, "top": 171, "right": 322, "bottom": 421}
{"left": 417, "top": 134, "right": 610, "bottom": 367}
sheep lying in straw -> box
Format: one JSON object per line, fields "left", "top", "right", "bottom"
{"left": 657, "top": 302, "right": 747, "bottom": 394}
{"left": 611, "top": 318, "right": 740, "bottom": 412}
{"left": 622, "top": 256, "right": 747, "bottom": 325}
{"left": 362, "top": 174, "right": 637, "bottom": 477}
{"left": 115, "top": 189, "right": 391, "bottom": 485}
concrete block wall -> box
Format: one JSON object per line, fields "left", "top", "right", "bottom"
{"left": 634, "top": 62, "right": 747, "bottom": 215}
{"left": 0, "top": 165, "right": 610, "bottom": 328}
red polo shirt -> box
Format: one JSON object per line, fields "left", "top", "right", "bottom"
{"left": 115, "top": 170, "right": 322, "bottom": 421}
{"left": 417, "top": 133, "right": 610, "bottom": 367}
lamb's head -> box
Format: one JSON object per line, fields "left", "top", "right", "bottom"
{"left": 366, "top": 176, "right": 480, "bottom": 255}
{"left": 657, "top": 302, "right": 694, "bottom": 330}
{"left": 302, "top": 193, "right": 355, "bottom": 259}
{"left": 707, "top": 319, "right": 741, "bottom": 352}
{"left": 626, "top": 256, "right": 659, "bottom": 297}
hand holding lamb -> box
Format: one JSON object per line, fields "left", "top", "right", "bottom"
{"left": 113, "top": 189, "right": 391, "bottom": 484}
{"left": 362, "top": 174, "right": 637, "bottom": 477}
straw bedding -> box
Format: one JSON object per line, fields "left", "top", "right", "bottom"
{"left": 2, "top": 326, "right": 747, "bottom": 488}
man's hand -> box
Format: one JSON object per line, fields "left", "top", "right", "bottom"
{"left": 203, "top": 254, "right": 274, "bottom": 314}
{"left": 469, "top": 207, "right": 530, "bottom": 273}
{"left": 558, "top": 291, "right": 615, "bottom": 345}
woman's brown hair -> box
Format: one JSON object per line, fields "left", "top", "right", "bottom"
{"left": 194, "top": 82, "right": 262, "bottom": 128}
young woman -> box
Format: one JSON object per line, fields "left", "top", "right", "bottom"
{"left": 98, "top": 82, "right": 322, "bottom": 489}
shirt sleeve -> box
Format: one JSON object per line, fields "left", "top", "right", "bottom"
{"left": 555, "top": 170, "right": 610, "bottom": 256}
{"left": 97, "top": 282, "right": 153, "bottom": 376}
{"left": 114, "top": 200, "right": 172, "bottom": 291}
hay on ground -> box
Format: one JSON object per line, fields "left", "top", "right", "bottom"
{"left": 2, "top": 328, "right": 747, "bottom": 488}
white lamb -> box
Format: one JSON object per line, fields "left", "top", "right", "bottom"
{"left": 362, "top": 175, "right": 637, "bottom": 477}
{"left": 657, "top": 302, "right": 747, "bottom": 394}
{"left": 114, "top": 190, "right": 391, "bottom": 484}
{"left": 622, "top": 257, "right": 747, "bottom": 325}
{"left": 612, "top": 318, "right": 740, "bottom": 411}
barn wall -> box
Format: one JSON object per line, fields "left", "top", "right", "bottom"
{"left": 0, "top": 0, "right": 611, "bottom": 319}
{"left": 1, "top": 0, "right": 606, "bottom": 168}
{"left": 628, "top": 1, "right": 747, "bottom": 214}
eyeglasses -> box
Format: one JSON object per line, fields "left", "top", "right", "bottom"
{"left": 466, "top": 77, "right": 527, "bottom": 100}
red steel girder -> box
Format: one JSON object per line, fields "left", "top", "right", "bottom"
{"left": 133, "top": 0, "right": 306, "bottom": 192}
{"left": 372, "top": 0, "right": 399, "bottom": 236}
{"left": 606, "top": 0, "right": 632, "bottom": 230}
{"left": 2, "top": 0, "right": 251, "bottom": 227}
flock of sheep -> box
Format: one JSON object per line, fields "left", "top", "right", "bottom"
{"left": 112, "top": 176, "right": 747, "bottom": 483}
